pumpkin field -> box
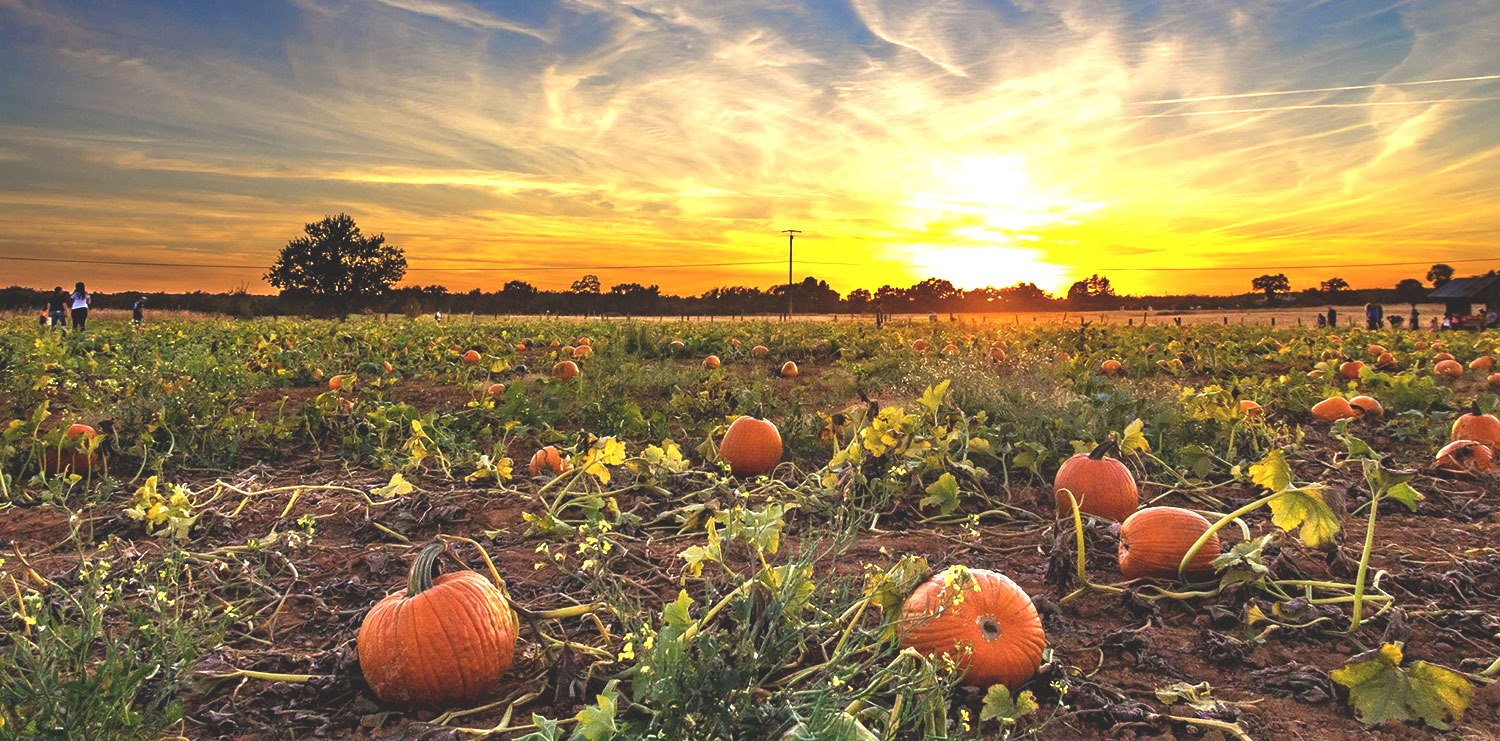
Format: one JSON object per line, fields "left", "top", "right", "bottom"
{"left": 1, "top": 314, "right": 1498, "bottom": 740}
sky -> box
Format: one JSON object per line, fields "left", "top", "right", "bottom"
{"left": 0, "top": 0, "right": 1497, "bottom": 297}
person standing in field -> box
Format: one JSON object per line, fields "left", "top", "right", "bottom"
{"left": 1325, "top": 306, "right": 1337, "bottom": 328}
{"left": 46, "top": 286, "right": 68, "bottom": 328}
{"left": 132, "top": 296, "right": 147, "bottom": 327}
{"left": 69, "top": 282, "right": 91, "bottom": 332}
{"left": 1409, "top": 305, "right": 1419, "bottom": 331}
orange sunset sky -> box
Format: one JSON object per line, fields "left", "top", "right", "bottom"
{"left": 0, "top": 0, "right": 1497, "bottom": 297}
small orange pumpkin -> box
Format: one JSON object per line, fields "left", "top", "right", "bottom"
{"left": 572, "top": 345, "right": 593, "bottom": 358}
{"left": 1451, "top": 402, "right": 1500, "bottom": 448}
{"left": 576, "top": 337, "right": 592, "bottom": 347}
{"left": 1053, "top": 438, "right": 1138, "bottom": 522}
{"left": 702, "top": 355, "right": 721, "bottom": 370}
{"left": 1434, "top": 359, "right": 1463, "bottom": 379}
{"left": 462, "top": 349, "right": 481, "bottom": 366}
{"left": 357, "top": 542, "right": 518, "bottom": 707}
{"left": 1375, "top": 352, "right": 1398, "bottom": 369}
{"left": 1338, "top": 360, "right": 1364, "bottom": 380}
{"left": 1349, "top": 395, "right": 1384, "bottom": 419}
{"left": 312, "top": 368, "right": 325, "bottom": 380}
{"left": 779, "top": 361, "right": 799, "bottom": 377}
{"left": 719, "top": 416, "right": 782, "bottom": 477}
{"left": 552, "top": 360, "right": 580, "bottom": 380}
{"left": 899, "top": 567, "right": 1046, "bottom": 690}
{"left": 1100, "top": 359, "right": 1124, "bottom": 375}
{"left": 514, "top": 343, "right": 527, "bottom": 352}
{"left": 1433, "top": 352, "right": 1456, "bottom": 362}
{"left": 1489, "top": 372, "right": 1500, "bottom": 390}
{"left": 528, "top": 446, "right": 571, "bottom": 477}
{"left": 485, "top": 382, "right": 506, "bottom": 398}
{"left": 328, "top": 374, "right": 348, "bottom": 391}
{"left": 383, "top": 361, "right": 394, "bottom": 374}
{"left": 751, "top": 345, "right": 769, "bottom": 357}
{"left": 1312, "top": 397, "right": 1359, "bottom": 422}
{"left": 670, "top": 340, "right": 686, "bottom": 351}
{"left": 912, "top": 339, "right": 930, "bottom": 352}
{"left": 1118, "top": 507, "right": 1219, "bottom": 581}
{"left": 1238, "top": 400, "right": 1264, "bottom": 418}
{"left": 1366, "top": 344, "right": 1386, "bottom": 357}
{"left": 941, "top": 343, "right": 960, "bottom": 355}
{"left": 42, "top": 423, "right": 100, "bottom": 475}
{"left": 1433, "top": 440, "right": 1495, "bottom": 475}
{"left": 1470, "top": 356, "right": 1495, "bottom": 372}
{"left": 988, "top": 347, "right": 1007, "bottom": 362}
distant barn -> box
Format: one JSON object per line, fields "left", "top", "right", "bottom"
{"left": 1429, "top": 274, "right": 1500, "bottom": 318}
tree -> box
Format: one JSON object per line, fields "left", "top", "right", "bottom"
{"left": 265, "top": 213, "right": 406, "bottom": 298}
{"left": 1320, "top": 277, "right": 1350, "bottom": 293}
{"left": 570, "top": 274, "right": 601, "bottom": 294}
{"left": 846, "top": 288, "right": 871, "bottom": 313}
{"left": 1066, "top": 274, "right": 1115, "bottom": 307}
{"left": 1395, "top": 278, "right": 1427, "bottom": 304}
{"left": 1426, "top": 264, "right": 1454, "bottom": 288}
{"left": 1251, "top": 274, "right": 1291, "bottom": 302}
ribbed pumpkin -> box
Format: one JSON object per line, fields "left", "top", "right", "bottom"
{"left": 1238, "top": 400, "right": 1264, "bottom": 419}
{"left": 751, "top": 345, "right": 769, "bottom": 358}
{"left": 529, "top": 446, "right": 571, "bottom": 477}
{"left": 1118, "top": 507, "right": 1219, "bottom": 581}
{"left": 1349, "top": 395, "right": 1384, "bottom": 419}
{"left": 1451, "top": 403, "right": 1500, "bottom": 448}
{"left": 1100, "top": 359, "right": 1123, "bottom": 375}
{"left": 1433, "top": 440, "right": 1495, "bottom": 475}
{"left": 357, "top": 542, "right": 518, "bottom": 707}
{"left": 462, "top": 349, "right": 481, "bottom": 366}
{"left": 899, "top": 567, "right": 1045, "bottom": 690}
{"left": 1311, "top": 397, "right": 1359, "bottom": 422}
{"left": 719, "top": 416, "right": 782, "bottom": 477}
{"left": 702, "top": 355, "right": 721, "bottom": 370}
{"left": 42, "top": 423, "right": 100, "bottom": 476}
{"left": 552, "top": 360, "right": 580, "bottom": 380}
{"left": 1338, "top": 360, "right": 1364, "bottom": 380}
{"left": 779, "top": 361, "right": 799, "bottom": 378}
{"left": 1434, "top": 359, "right": 1463, "bottom": 379}
{"left": 1053, "top": 438, "right": 1138, "bottom": 522}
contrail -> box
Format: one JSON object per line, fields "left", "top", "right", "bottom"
{"left": 1122, "top": 97, "right": 1500, "bottom": 119}
{"left": 1138, "top": 74, "right": 1500, "bottom": 105}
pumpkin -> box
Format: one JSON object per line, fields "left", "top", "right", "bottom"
{"left": 42, "top": 423, "right": 99, "bottom": 475}
{"left": 1434, "top": 359, "right": 1463, "bottom": 379}
{"left": 719, "top": 416, "right": 782, "bottom": 477}
{"left": 529, "top": 446, "right": 571, "bottom": 476}
{"left": 1238, "top": 400, "right": 1263, "bottom": 418}
{"left": 515, "top": 342, "right": 527, "bottom": 352}
{"left": 1376, "top": 352, "right": 1398, "bottom": 369}
{"left": 561, "top": 345, "right": 575, "bottom": 357}
{"left": 485, "top": 383, "right": 506, "bottom": 398}
{"left": 552, "top": 360, "right": 580, "bottom": 380}
{"left": 751, "top": 345, "right": 769, "bottom": 357}
{"left": 988, "top": 347, "right": 1007, "bottom": 362}
{"left": 941, "top": 343, "right": 960, "bottom": 355}
{"left": 1469, "top": 356, "right": 1494, "bottom": 372}
{"left": 383, "top": 361, "right": 394, "bottom": 374}
{"left": 548, "top": 340, "right": 560, "bottom": 348}
{"left": 357, "top": 542, "right": 518, "bottom": 706}
{"left": 1433, "top": 352, "right": 1456, "bottom": 362}
{"left": 312, "top": 368, "right": 325, "bottom": 380}
{"left": 1100, "top": 359, "right": 1123, "bottom": 375}
{"left": 1432, "top": 341, "right": 1447, "bottom": 352}
{"left": 1312, "top": 396, "right": 1359, "bottom": 422}
{"left": 572, "top": 345, "right": 593, "bottom": 358}
{"left": 670, "top": 340, "right": 686, "bottom": 351}
{"left": 462, "top": 349, "right": 481, "bottom": 366}
{"left": 1307, "top": 369, "right": 1325, "bottom": 380}
{"left": 1433, "top": 440, "right": 1495, "bottom": 475}
{"left": 1118, "top": 507, "right": 1219, "bottom": 581}
{"left": 1349, "top": 395, "right": 1384, "bottom": 419}
{"left": 1057, "top": 351, "right": 1072, "bottom": 363}
{"left": 1414, "top": 341, "right": 1430, "bottom": 351}
{"left": 702, "top": 355, "right": 721, "bottom": 370}
{"left": 912, "top": 339, "right": 930, "bottom": 352}
{"left": 328, "top": 374, "right": 348, "bottom": 391}
{"left": 1451, "top": 402, "right": 1500, "bottom": 448}
{"left": 1338, "top": 360, "right": 1364, "bottom": 380}
{"left": 1053, "top": 438, "right": 1138, "bottom": 522}
{"left": 899, "top": 567, "right": 1045, "bottom": 690}
{"left": 730, "top": 338, "right": 741, "bottom": 349}
{"left": 779, "top": 361, "right": 799, "bottom": 378}
{"left": 1367, "top": 344, "right": 1386, "bottom": 357}
{"left": 1489, "top": 372, "right": 1500, "bottom": 391}
{"left": 576, "top": 337, "right": 592, "bottom": 347}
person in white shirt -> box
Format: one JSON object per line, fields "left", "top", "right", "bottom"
{"left": 70, "top": 282, "right": 91, "bottom": 332}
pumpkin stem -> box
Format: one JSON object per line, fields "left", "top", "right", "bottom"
{"left": 1471, "top": 400, "right": 1482, "bottom": 417}
{"left": 407, "top": 541, "right": 447, "bottom": 597}
{"left": 1089, "top": 435, "right": 1119, "bottom": 461}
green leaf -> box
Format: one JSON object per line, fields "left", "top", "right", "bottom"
{"left": 1385, "top": 482, "right": 1422, "bottom": 511}
{"left": 371, "top": 472, "right": 415, "bottom": 499}
{"left": 1331, "top": 644, "right": 1473, "bottom": 730}
{"left": 662, "top": 590, "right": 695, "bottom": 636}
{"left": 918, "top": 379, "right": 951, "bottom": 417}
{"left": 1249, "top": 448, "right": 1293, "bottom": 492}
{"left": 920, "top": 472, "right": 961, "bottom": 516}
{"left": 1155, "top": 681, "right": 1222, "bottom": 712}
{"left": 981, "top": 685, "right": 1038, "bottom": 724}
{"left": 571, "top": 680, "right": 621, "bottom": 741}
{"left": 1268, "top": 485, "right": 1341, "bottom": 548}
{"left": 515, "top": 714, "right": 562, "bottom": 741}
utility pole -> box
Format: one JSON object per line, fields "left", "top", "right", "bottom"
{"left": 782, "top": 229, "right": 801, "bottom": 318}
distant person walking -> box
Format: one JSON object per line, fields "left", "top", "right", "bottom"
{"left": 132, "top": 296, "right": 147, "bottom": 326}
{"left": 69, "top": 282, "right": 91, "bottom": 332}
{"left": 46, "top": 286, "right": 68, "bottom": 328}
{"left": 1325, "top": 306, "right": 1337, "bottom": 328}
{"left": 1409, "top": 305, "right": 1419, "bottom": 331}
{"left": 1364, "top": 303, "right": 1383, "bottom": 330}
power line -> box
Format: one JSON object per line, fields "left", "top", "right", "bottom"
{"left": 1082, "top": 257, "right": 1498, "bottom": 272}
{"left": 0, "top": 254, "right": 858, "bottom": 272}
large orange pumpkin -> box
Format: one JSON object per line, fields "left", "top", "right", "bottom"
{"left": 1118, "top": 507, "right": 1219, "bottom": 581}
{"left": 1434, "top": 359, "right": 1463, "bottom": 379}
{"left": 572, "top": 345, "right": 593, "bottom": 358}
{"left": 1349, "top": 395, "right": 1384, "bottom": 419}
{"left": 702, "top": 355, "right": 721, "bottom": 370}
{"left": 1100, "top": 359, "right": 1123, "bottom": 375}
{"left": 1311, "top": 397, "right": 1359, "bottom": 422}
{"left": 529, "top": 446, "right": 571, "bottom": 477}
{"left": 552, "top": 360, "right": 580, "bottom": 380}
{"left": 1375, "top": 352, "right": 1398, "bottom": 370}
{"left": 42, "top": 423, "right": 100, "bottom": 475}
{"left": 1469, "top": 356, "right": 1494, "bottom": 372}
{"left": 899, "top": 567, "right": 1046, "bottom": 690}
{"left": 1338, "top": 360, "right": 1364, "bottom": 380}
{"left": 1053, "top": 439, "right": 1138, "bottom": 522}
{"left": 1451, "top": 402, "right": 1500, "bottom": 448}
{"left": 719, "top": 416, "right": 783, "bottom": 477}
{"left": 751, "top": 345, "right": 769, "bottom": 358}
{"left": 1433, "top": 440, "right": 1495, "bottom": 475}
{"left": 462, "top": 349, "right": 482, "bottom": 366}
{"left": 357, "top": 542, "right": 518, "bottom": 707}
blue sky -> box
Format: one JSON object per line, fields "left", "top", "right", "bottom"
{"left": 1, "top": 0, "right": 1496, "bottom": 294}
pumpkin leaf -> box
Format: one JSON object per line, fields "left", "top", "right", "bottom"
{"left": 919, "top": 472, "right": 961, "bottom": 516}
{"left": 1119, "top": 418, "right": 1151, "bottom": 455}
{"left": 515, "top": 714, "right": 562, "bottom": 741}
{"left": 1331, "top": 644, "right": 1473, "bottom": 730}
{"left": 1385, "top": 482, "right": 1422, "bottom": 511}
{"left": 571, "top": 680, "right": 621, "bottom": 741}
{"left": 371, "top": 472, "right": 415, "bottom": 499}
{"left": 1249, "top": 448, "right": 1293, "bottom": 493}
{"left": 918, "top": 380, "right": 950, "bottom": 417}
{"left": 1155, "top": 681, "right": 1223, "bottom": 712}
{"left": 981, "top": 684, "right": 1038, "bottom": 724}
{"left": 661, "top": 590, "right": 695, "bottom": 636}
{"left": 1268, "top": 485, "right": 1341, "bottom": 548}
